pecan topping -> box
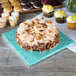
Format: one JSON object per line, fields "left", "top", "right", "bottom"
{"left": 37, "top": 36, "right": 42, "bottom": 40}
{"left": 36, "top": 25, "right": 41, "bottom": 28}
{"left": 39, "top": 30, "right": 44, "bottom": 32}
{"left": 48, "top": 20, "right": 52, "bottom": 23}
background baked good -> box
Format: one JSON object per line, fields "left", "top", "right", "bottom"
{"left": 14, "top": 5, "right": 22, "bottom": 12}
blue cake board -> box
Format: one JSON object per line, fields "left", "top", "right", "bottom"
{"left": 2, "top": 28, "right": 75, "bottom": 66}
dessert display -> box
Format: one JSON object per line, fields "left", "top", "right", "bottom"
{"left": 9, "top": 16, "right": 17, "bottom": 26}
{"left": 67, "top": 15, "right": 76, "bottom": 30}
{"left": 0, "top": 0, "right": 63, "bottom": 14}
{"left": 16, "top": 18, "right": 60, "bottom": 52}
{"left": 54, "top": 9, "right": 66, "bottom": 23}
{"left": 42, "top": 5, "right": 54, "bottom": 18}
{"left": 0, "top": 18, "right": 7, "bottom": 28}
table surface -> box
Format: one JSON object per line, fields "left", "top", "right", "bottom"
{"left": 0, "top": 12, "right": 76, "bottom": 76}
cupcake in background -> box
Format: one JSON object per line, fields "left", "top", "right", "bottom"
{"left": 11, "top": 12, "right": 19, "bottom": 21}
{"left": 9, "top": 16, "right": 17, "bottom": 26}
{"left": 0, "top": 18, "right": 7, "bottom": 28}
{"left": 42, "top": 5, "right": 54, "bottom": 18}
{"left": 3, "top": 7, "right": 12, "bottom": 13}
{"left": 67, "top": 15, "right": 76, "bottom": 30}
{"left": 54, "top": 9, "right": 66, "bottom": 23}
{"left": 11, "top": 0, "right": 20, "bottom": 6}
{"left": 14, "top": 5, "right": 22, "bottom": 12}
{"left": 1, "top": 12, "right": 9, "bottom": 21}
{"left": 1, "top": 2, "right": 12, "bottom": 8}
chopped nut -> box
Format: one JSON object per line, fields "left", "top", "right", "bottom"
{"left": 21, "top": 31, "right": 25, "bottom": 34}
{"left": 43, "top": 24, "right": 47, "bottom": 28}
{"left": 48, "top": 30, "right": 52, "bottom": 33}
{"left": 35, "top": 17, "right": 38, "bottom": 21}
{"left": 23, "top": 21, "right": 26, "bottom": 24}
{"left": 37, "top": 36, "right": 42, "bottom": 40}
{"left": 48, "top": 20, "right": 52, "bottom": 23}
{"left": 36, "top": 25, "right": 41, "bottom": 28}
{"left": 39, "top": 30, "right": 44, "bottom": 32}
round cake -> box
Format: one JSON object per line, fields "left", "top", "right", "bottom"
{"left": 16, "top": 18, "right": 60, "bottom": 52}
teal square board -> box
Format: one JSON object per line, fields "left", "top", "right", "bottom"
{"left": 2, "top": 28, "right": 74, "bottom": 66}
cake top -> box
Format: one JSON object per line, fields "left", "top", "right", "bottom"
{"left": 67, "top": 15, "right": 76, "bottom": 23}
{"left": 54, "top": 9, "right": 66, "bottom": 18}
{"left": 42, "top": 5, "right": 54, "bottom": 13}
{"left": 17, "top": 18, "right": 59, "bottom": 46}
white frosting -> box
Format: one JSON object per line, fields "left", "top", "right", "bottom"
{"left": 67, "top": 16, "right": 76, "bottom": 23}
{"left": 17, "top": 18, "right": 58, "bottom": 46}
{"left": 1, "top": 12, "right": 9, "bottom": 18}
{"left": 26, "top": 19, "right": 34, "bottom": 25}
{"left": 9, "top": 16, "right": 17, "bottom": 21}
{"left": 39, "top": 19, "right": 46, "bottom": 23}
{"left": 42, "top": 5, "right": 54, "bottom": 13}
{"left": 54, "top": 10, "right": 66, "bottom": 18}
{"left": 11, "top": 12, "right": 19, "bottom": 17}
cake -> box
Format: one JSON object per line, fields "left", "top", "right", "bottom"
{"left": 0, "top": 17, "right": 7, "bottom": 28}
{"left": 11, "top": 11, "right": 19, "bottom": 21}
{"left": 1, "top": 12, "right": 9, "bottom": 21}
{"left": 42, "top": 5, "right": 54, "bottom": 18}
{"left": 16, "top": 18, "right": 60, "bottom": 52}
{"left": 9, "top": 16, "right": 17, "bottom": 26}
{"left": 54, "top": 9, "right": 66, "bottom": 23}
{"left": 67, "top": 15, "right": 76, "bottom": 30}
